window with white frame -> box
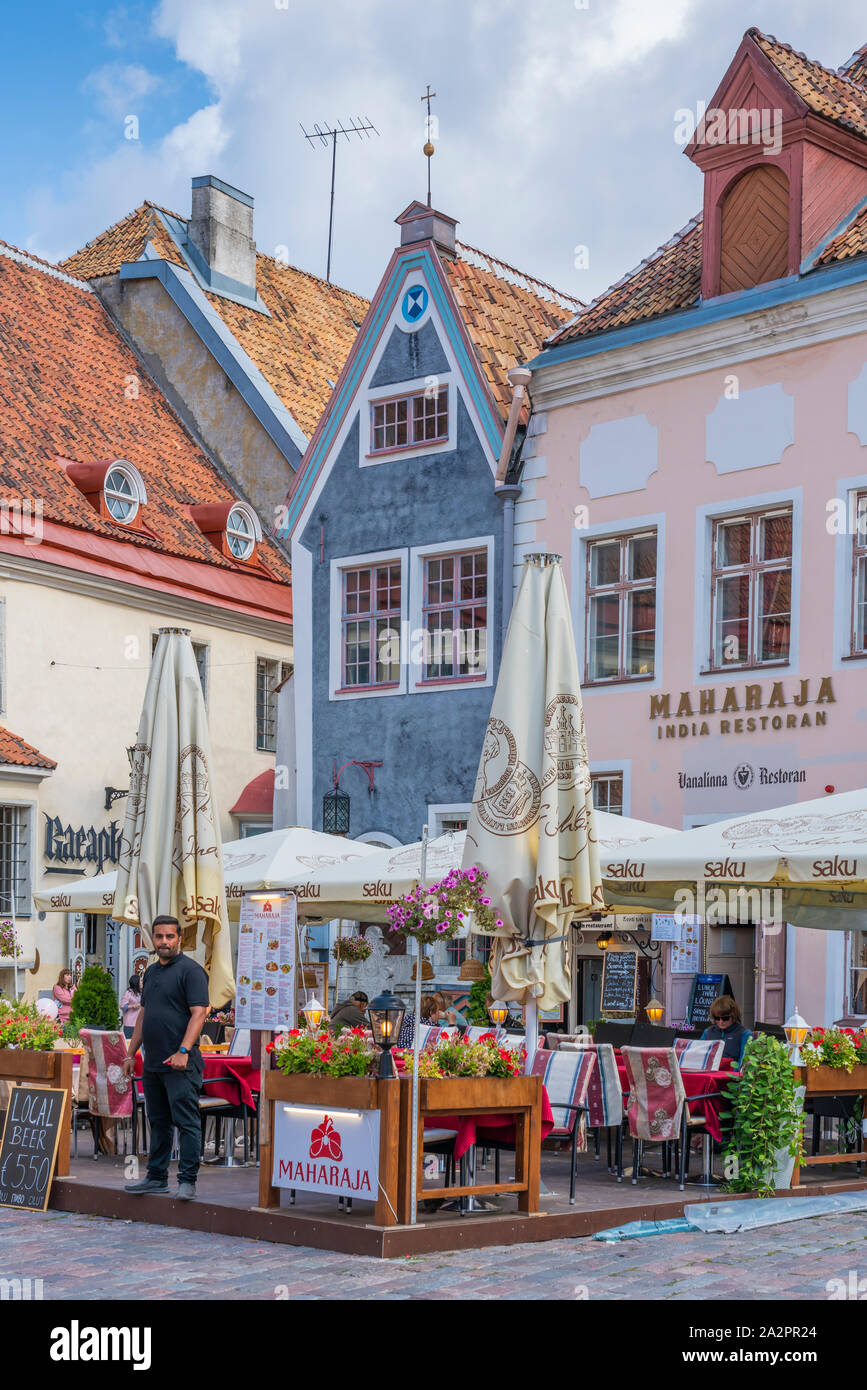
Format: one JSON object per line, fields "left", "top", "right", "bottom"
{"left": 585, "top": 531, "right": 656, "bottom": 683}
{"left": 421, "top": 550, "right": 487, "bottom": 682}
{"left": 256, "top": 657, "right": 291, "bottom": 751}
{"left": 850, "top": 930, "right": 867, "bottom": 1014}
{"left": 851, "top": 492, "right": 867, "bottom": 655}
{"left": 341, "top": 563, "right": 402, "bottom": 689}
{"left": 370, "top": 386, "right": 448, "bottom": 454}
{"left": 709, "top": 506, "right": 792, "bottom": 670}
{"left": 152, "top": 633, "right": 209, "bottom": 704}
{"left": 591, "top": 773, "right": 623, "bottom": 815}
{"left": 0, "top": 597, "right": 5, "bottom": 714}
{"left": 0, "top": 805, "right": 30, "bottom": 916}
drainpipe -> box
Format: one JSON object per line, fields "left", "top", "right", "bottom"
{"left": 495, "top": 366, "right": 532, "bottom": 645}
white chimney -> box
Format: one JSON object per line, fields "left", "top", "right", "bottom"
{"left": 189, "top": 175, "right": 257, "bottom": 294}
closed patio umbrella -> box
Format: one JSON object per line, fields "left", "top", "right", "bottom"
{"left": 462, "top": 554, "right": 605, "bottom": 1017}
{"left": 111, "top": 627, "right": 234, "bottom": 1006}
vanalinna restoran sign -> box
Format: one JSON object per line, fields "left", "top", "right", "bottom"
{"left": 650, "top": 675, "right": 835, "bottom": 740}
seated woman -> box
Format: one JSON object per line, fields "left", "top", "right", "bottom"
{"left": 397, "top": 994, "right": 437, "bottom": 1049}
{"left": 701, "top": 995, "right": 751, "bottom": 1067}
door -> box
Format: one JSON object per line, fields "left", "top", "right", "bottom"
{"left": 755, "top": 921, "right": 787, "bottom": 1025}
{"left": 705, "top": 924, "right": 756, "bottom": 1029}
{"left": 67, "top": 913, "right": 86, "bottom": 986}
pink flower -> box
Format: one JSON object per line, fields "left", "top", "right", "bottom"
{"left": 422, "top": 902, "right": 436, "bottom": 919}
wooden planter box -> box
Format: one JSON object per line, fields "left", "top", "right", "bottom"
{"left": 798, "top": 1064, "right": 867, "bottom": 1096}
{"left": 0, "top": 1048, "right": 73, "bottom": 1177}
{"left": 399, "top": 1073, "right": 543, "bottom": 1222}
{"left": 258, "top": 1071, "right": 400, "bottom": 1225}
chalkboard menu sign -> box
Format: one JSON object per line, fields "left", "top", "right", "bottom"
{"left": 600, "top": 950, "right": 638, "bottom": 1016}
{"left": 0, "top": 1084, "right": 67, "bottom": 1212}
{"left": 687, "top": 974, "right": 734, "bottom": 1029}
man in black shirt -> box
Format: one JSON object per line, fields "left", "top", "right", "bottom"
{"left": 122, "top": 915, "right": 209, "bottom": 1200}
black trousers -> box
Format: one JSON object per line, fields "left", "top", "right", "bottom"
{"left": 142, "top": 1059, "right": 203, "bottom": 1183}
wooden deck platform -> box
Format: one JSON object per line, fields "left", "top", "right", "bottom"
{"left": 46, "top": 1131, "right": 867, "bottom": 1258}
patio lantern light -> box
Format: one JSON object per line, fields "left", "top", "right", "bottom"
{"left": 368, "top": 989, "right": 406, "bottom": 1077}
{"left": 596, "top": 931, "right": 612, "bottom": 951}
{"left": 646, "top": 998, "right": 664, "bottom": 1024}
{"left": 784, "top": 1008, "right": 810, "bottom": 1065}
{"left": 322, "top": 786, "right": 350, "bottom": 836}
{"left": 302, "top": 995, "right": 325, "bottom": 1033}
{"left": 488, "top": 999, "right": 509, "bottom": 1031}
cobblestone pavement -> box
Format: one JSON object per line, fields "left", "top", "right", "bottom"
{"left": 1, "top": 1207, "right": 866, "bottom": 1299}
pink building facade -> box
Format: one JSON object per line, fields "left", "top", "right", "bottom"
{"left": 523, "top": 27, "right": 867, "bottom": 1029}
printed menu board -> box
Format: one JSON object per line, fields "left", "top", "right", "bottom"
{"left": 236, "top": 893, "right": 297, "bottom": 1031}
{"left": 670, "top": 915, "right": 701, "bottom": 974}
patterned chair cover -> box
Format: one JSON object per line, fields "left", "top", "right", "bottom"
{"left": 545, "top": 1032, "right": 592, "bottom": 1050}
{"left": 79, "top": 1029, "right": 133, "bottom": 1118}
{"left": 673, "top": 1038, "right": 725, "bottom": 1071}
{"left": 530, "top": 1048, "right": 596, "bottom": 1152}
{"left": 621, "top": 1046, "right": 686, "bottom": 1141}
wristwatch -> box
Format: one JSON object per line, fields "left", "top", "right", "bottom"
{"left": 179, "top": 1046, "right": 189, "bottom": 1055}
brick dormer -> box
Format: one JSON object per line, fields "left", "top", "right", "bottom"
{"left": 687, "top": 28, "right": 867, "bottom": 300}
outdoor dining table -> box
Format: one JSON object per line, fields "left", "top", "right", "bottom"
{"left": 423, "top": 1086, "right": 555, "bottom": 1160}
{"left": 133, "top": 1053, "right": 260, "bottom": 1110}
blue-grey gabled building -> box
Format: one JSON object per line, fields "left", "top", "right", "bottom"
{"left": 279, "top": 201, "right": 580, "bottom": 848}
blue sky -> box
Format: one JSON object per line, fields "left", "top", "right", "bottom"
{"left": 2, "top": 1, "right": 866, "bottom": 303}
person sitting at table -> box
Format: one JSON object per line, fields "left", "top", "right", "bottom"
{"left": 701, "top": 995, "right": 751, "bottom": 1066}
{"left": 328, "top": 991, "right": 369, "bottom": 1031}
{"left": 398, "top": 994, "right": 438, "bottom": 1049}
{"left": 430, "top": 991, "right": 468, "bottom": 1029}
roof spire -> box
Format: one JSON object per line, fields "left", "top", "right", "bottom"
{"left": 420, "top": 84, "right": 437, "bottom": 207}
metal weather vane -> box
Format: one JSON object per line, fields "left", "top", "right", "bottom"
{"left": 420, "top": 84, "right": 436, "bottom": 207}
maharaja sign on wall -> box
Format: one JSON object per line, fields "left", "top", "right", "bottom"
{"left": 650, "top": 676, "right": 835, "bottom": 740}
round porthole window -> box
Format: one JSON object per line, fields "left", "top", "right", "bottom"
{"left": 226, "top": 505, "right": 256, "bottom": 561}
{"left": 104, "top": 465, "right": 140, "bottom": 524}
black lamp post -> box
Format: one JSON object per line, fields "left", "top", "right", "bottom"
{"left": 367, "top": 990, "right": 406, "bottom": 1078}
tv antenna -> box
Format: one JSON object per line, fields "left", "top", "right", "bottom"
{"left": 300, "top": 117, "right": 379, "bottom": 283}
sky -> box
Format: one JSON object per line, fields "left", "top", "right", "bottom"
{"left": 2, "top": 0, "right": 866, "bottom": 304}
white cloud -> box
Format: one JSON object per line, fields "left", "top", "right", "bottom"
{"left": 82, "top": 63, "right": 160, "bottom": 120}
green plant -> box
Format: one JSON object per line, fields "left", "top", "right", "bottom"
{"left": 802, "top": 1027, "right": 867, "bottom": 1070}
{"left": 723, "top": 1033, "right": 802, "bottom": 1197}
{"left": 386, "top": 867, "right": 504, "bottom": 948}
{"left": 401, "top": 1033, "right": 524, "bottom": 1079}
{"left": 0, "top": 919, "right": 20, "bottom": 959}
{"left": 271, "top": 1027, "right": 376, "bottom": 1078}
{"left": 0, "top": 1000, "right": 62, "bottom": 1050}
{"left": 331, "top": 935, "right": 373, "bottom": 965}
{"left": 69, "top": 965, "right": 120, "bottom": 1032}
{"left": 466, "top": 970, "right": 492, "bottom": 1025}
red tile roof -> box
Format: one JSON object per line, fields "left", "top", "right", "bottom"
{"left": 750, "top": 29, "right": 867, "bottom": 140}
{"left": 0, "top": 725, "right": 56, "bottom": 770}
{"left": 447, "top": 244, "right": 582, "bottom": 419}
{"left": 61, "top": 204, "right": 368, "bottom": 442}
{"left": 0, "top": 243, "right": 291, "bottom": 583}
{"left": 817, "top": 204, "right": 867, "bottom": 264}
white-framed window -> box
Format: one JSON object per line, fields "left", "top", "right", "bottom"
{"left": 103, "top": 460, "right": 147, "bottom": 525}
{"left": 0, "top": 803, "right": 32, "bottom": 916}
{"left": 152, "top": 633, "right": 209, "bottom": 705}
{"left": 591, "top": 773, "right": 623, "bottom": 815}
{"left": 341, "top": 561, "right": 402, "bottom": 689}
{"left": 238, "top": 821, "right": 272, "bottom": 839}
{"left": 0, "top": 596, "right": 5, "bottom": 715}
{"left": 850, "top": 492, "right": 867, "bottom": 656}
{"left": 428, "top": 804, "right": 470, "bottom": 837}
{"left": 585, "top": 530, "right": 656, "bottom": 684}
{"left": 226, "top": 504, "right": 260, "bottom": 561}
{"left": 409, "top": 537, "right": 495, "bottom": 692}
{"left": 709, "top": 506, "right": 792, "bottom": 670}
{"left": 370, "top": 386, "right": 449, "bottom": 455}
{"left": 256, "top": 657, "right": 291, "bottom": 752}
{"left": 849, "top": 930, "right": 867, "bottom": 1015}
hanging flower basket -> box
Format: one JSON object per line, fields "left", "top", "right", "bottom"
{"left": 386, "top": 867, "right": 504, "bottom": 949}
{"left": 331, "top": 935, "right": 373, "bottom": 965}
{"left": 0, "top": 919, "right": 21, "bottom": 960}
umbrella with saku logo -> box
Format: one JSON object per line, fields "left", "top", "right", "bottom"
{"left": 111, "top": 627, "right": 234, "bottom": 1007}
{"left": 462, "top": 554, "right": 605, "bottom": 1030}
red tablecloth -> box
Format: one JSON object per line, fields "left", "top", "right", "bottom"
{"left": 424, "top": 1087, "right": 554, "bottom": 1160}
{"left": 616, "top": 1063, "right": 735, "bottom": 1142}
{"left": 133, "top": 1054, "right": 260, "bottom": 1110}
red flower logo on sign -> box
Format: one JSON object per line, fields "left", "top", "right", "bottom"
{"left": 309, "top": 1114, "right": 342, "bottom": 1161}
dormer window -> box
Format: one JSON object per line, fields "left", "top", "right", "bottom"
{"left": 104, "top": 462, "right": 145, "bottom": 524}
{"left": 226, "top": 504, "right": 257, "bottom": 560}
{"left": 370, "top": 386, "right": 448, "bottom": 455}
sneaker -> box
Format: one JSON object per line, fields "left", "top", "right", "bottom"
{"left": 176, "top": 1181, "right": 197, "bottom": 1201}
{"left": 124, "top": 1177, "right": 169, "bottom": 1195}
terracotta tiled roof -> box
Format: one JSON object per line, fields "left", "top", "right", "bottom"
{"left": 0, "top": 725, "right": 56, "bottom": 770}
{"left": 817, "top": 204, "right": 867, "bottom": 264}
{"left": 839, "top": 44, "right": 867, "bottom": 88}
{"left": 750, "top": 29, "right": 867, "bottom": 140}
{"left": 549, "top": 218, "right": 703, "bottom": 345}
{"left": 0, "top": 243, "right": 291, "bottom": 582}
{"left": 62, "top": 206, "right": 368, "bottom": 441}
{"left": 447, "top": 244, "right": 582, "bottom": 419}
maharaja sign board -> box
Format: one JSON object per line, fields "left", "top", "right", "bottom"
{"left": 272, "top": 1104, "right": 380, "bottom": 1198}
{"left": 649, "top": 675, "right": 835, "bottom": 741}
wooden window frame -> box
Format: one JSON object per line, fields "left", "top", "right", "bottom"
{"left": 850, "top": 492, "right": 867, "bottom": 657}
{"left": 708, "top": 505, "right": 792, "bottom": 673}
{"left": 339, "top": 562, "right": 402, "bottom": 692}
{"left": 584, "top": 530, "right": 657, "bottom": 686}
{"left": 591, "top": 772, "right": 624, "bottom": 816}
{"left": 369, "top": 386, "right": 449, "bottom": 456}
{"left": 419, "top": 548, "right": 488, "bottom": 685}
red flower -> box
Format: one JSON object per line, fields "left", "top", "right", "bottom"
{"left": 265, "top": 1041, "right": 274, "bottom": 1053}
